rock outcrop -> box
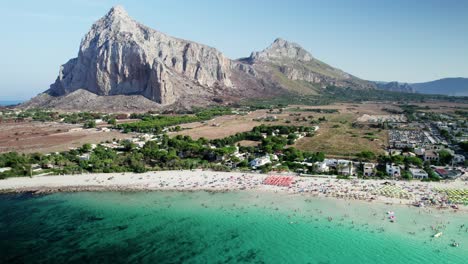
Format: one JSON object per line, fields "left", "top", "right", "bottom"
{"left": 48, "top": 5, "right": 232, "bottom": 105}
{"left": 245, "top": 38, "right": 374, "bottom": 90}
{"left": 27, "top": 6, "right": 376, "bottom": 111}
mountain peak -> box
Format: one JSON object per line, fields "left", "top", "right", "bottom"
{"left": 89, "top": 5, "right": 138, "bottom": 35}
{"left": 106, "top": 5, "right": 129, "bottom": 18}
{"left": 250, "top": 38, "right": 313, "bottom": 62}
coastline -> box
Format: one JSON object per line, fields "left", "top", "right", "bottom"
{"left": 1, "top": 170, "right": 467, "bottom": 211}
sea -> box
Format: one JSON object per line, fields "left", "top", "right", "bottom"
{"left": 0, "top": 191, "right": 466, "bottom": 264}
{"left": 0, "top": 100, "right": 23, "bottom": 106}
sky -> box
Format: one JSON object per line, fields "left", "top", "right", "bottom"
{"left": 0, "top": 0, "right": 467, "bottom": 100}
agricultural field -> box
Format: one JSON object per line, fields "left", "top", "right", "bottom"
{"left": 0, "top": 121, "right": 130, "bottom": 154}
{"left": 169, "top": 110, "right": 276, "bottom": 139}
{"left": 293, "top": 113, "right": 388, "bottom": 158}
{"left": 171, "top": 103, "right": 392, "bottom": 158}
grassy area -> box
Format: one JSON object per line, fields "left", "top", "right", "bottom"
{"left": 294, "top": 113, "right": 387, "bottom": 158}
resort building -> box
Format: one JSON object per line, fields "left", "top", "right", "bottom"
{"left": 434, "top": 168, "right": 463, "bottom": 179}
{"left": 409, "top": 168, "right": 428, "bottom": 179}
{"left": 423, "top": 150, "right": 439, "bottom": 162}
{"left": 363, "top": 163, "right": 375, "bottom": 177}
{"left": 250, "top": 156, "right": 271, "bottom": 168}
{"left": 337, "top": 164, "right": 355, "bottom": 176}
{"left": 386, "top": 164, "right": 401, "bottom": 178}
{"left": 414, "top": 148, "right": 425, "bottom": 156}
{"left": 314, "top": 161, "right": 329, "bottom": 173}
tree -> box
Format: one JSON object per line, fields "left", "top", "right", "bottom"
{"left": 357, "top": 151, "right": 375, "bottom": 161}
{"left": 401, "top": 170, "right": 412, "bottom": 180}
{"left": 459, "top": 141, "right": 468, "bottom": 152}
{"left": 108, "top": 118, "right": 117, "bottom": 126}
{"left": 438, "top": 150, "right": 453, "bottom": 165}
{"left": 439, "top": 129, "right": 451, "bottom": 140}
{"left": 84, "top": 120, "right": 96, "bottom": 129}
{"left": 404, "top": 156, "right": 423, "bottom": 168}
{"left": 80, "top": 143, "right": 92, "bottom": 153}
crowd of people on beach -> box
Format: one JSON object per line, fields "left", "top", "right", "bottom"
{"left": 2, "top": 170, "right": 467, "bottom": 210}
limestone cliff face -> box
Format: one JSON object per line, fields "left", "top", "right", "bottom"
{"left": 49, "top": 6, "right": 232, "bottom": 104}
{"left": 35, "top": 6, "right": 376, "bottom": 111}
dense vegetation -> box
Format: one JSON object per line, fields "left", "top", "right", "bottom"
{"left": 117, "top": 107, "right": 233, "bottom": 133}
{"left": 0, "top": 125, "right": 321, "bottom": 178}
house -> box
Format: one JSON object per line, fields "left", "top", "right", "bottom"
{"left": 414, "top": 148, "right": 425, "bottom": 156}
{"left": 250, "top": 156, "right": 271, "bottom": 168}
{"left": 324, "top": 159, "right": 354, "bottom": 175}
{"left": 337, "top": 164, "right": 355, "bottom": 176}
{"left": 423, "top": 150, "right": 439, "bottom": 162}
{"left": 434, "top": 168, "right": 463, "bottom": 179}
{"left": 233, "top": 152, "right": 246, "bottom": 161}
{"left": 388, "top": 149, "right": 402, "bottom": 156}
{"left": 324, "top": 159, "right": 352, "bottom": 167}
{"left": 78, "top": 153, "right": 91, "bottom": 161}
{"left": 386, "top": 164, "right": 401, "bottom": 178}
{"left": 409, "top": 168, "right": 428, "bottom": 179}
{"left": 0, "top": 167, "right": 12, "bottom": 173}
{"left": 324, "top": 159, "right": 338, "bottom": 166}
{"left": 363, "top": 163, "right": 376, "bottom": 177}
{"left": 270, "top": 154, "right": 279, "bottom": 161}
{"left": 314, "top": 161, "right": 329, "bottom": 173}
{"left": 115, "top": 113, "right": 130, "bottom": 119}
{"left": 31, "top": 164, "right": 42, "bottom": 172}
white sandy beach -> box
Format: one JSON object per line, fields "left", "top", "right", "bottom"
{"left": 1, "top": 170, "right": 467, "bottom": 210}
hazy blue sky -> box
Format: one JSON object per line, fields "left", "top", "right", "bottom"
{"left": 1, "top": 0, "right": 467, "bottom": 100}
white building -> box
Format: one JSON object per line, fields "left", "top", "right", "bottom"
{"left": 409, "top": 168, "right": 428, "bottom": 179}
{"left": 0, "top": 167, "right": 12, "bottom": 173}
{"left": 424, "top": 150, "right": 439, "bottom": 162}
{"left": 314, "top": 161, "right": 329, "bottom": 173}
{"left": 414, "top": 148, "right": 425, "bottom": 156}
{"left": 270, "top": 154, "right": 279, "bottom": 161}
{"left": 363, "top": 163, "right": 376, "bottom": 177}
{"left": 337, "top": 164, "right": 355, "bottom": 176}
{"left": 250, "top": 156, "right": 271, "bottom": 168}
{"left": 324, "top": 159, "right": 353, "bottom": 167}
{"left": 386, "top": 164, "right": 401, "bottom": 178}
{"left": 78, "top": 153, "right": 91, "bottom": 161}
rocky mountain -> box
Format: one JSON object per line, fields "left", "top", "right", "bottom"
{"left": 244, "top": 38, "right": 374, "bottom": 93}
{"left": 374, "top": 81, "right": 415, "bottom": 93}
{"left": 24, "top": 6, "right": 375, "bottom": 111}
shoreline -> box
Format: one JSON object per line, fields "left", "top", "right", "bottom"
{"left": 1, "top": 170, "right": 467, "bottom": 212}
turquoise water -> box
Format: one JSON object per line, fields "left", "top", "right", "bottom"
{"left": 0, "top": 100, "right": 23, "bottom": 106}
{"left": 0, "top": 191, "right": 467, "bottom": 263}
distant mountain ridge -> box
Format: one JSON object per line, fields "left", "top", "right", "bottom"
{"left": 375, "top": 78, "right": 468, "bottom": 96}
{"left": 411, "top": 78, "right": 468, "bottom": 96}
{"left": 23, "top": 6, "right": 375, "bottom": 111}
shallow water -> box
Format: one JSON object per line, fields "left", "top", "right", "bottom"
{"left": 0, "top": 191, "right": 467, "bottom": 263}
